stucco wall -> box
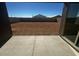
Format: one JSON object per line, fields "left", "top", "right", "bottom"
{"left": 11, "top": 22, "right": 60, "bottom": 35}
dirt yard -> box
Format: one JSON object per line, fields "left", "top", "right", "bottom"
{"left": 11, "top": 22, "right": 60, "bottom": 35}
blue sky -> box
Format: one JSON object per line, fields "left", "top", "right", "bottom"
{"left": 6, "top": 2, "right": 64, "bottom": 18}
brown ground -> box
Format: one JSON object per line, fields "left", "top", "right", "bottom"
{"left": 11, "top": 22, "right": 60, "bottom": 35}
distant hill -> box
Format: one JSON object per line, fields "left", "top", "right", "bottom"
{"left": 51, "top": 15, "right": 61, "bottom": 19}
{"left": 9, "top": 15, "right": 63, "bottom": 23}
{"left": 9, "top": 17, "right": 21, "bottom": 23}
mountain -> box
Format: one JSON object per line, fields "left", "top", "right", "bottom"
{"left": 32, "top": 14, "right": 47, "bottom": 19}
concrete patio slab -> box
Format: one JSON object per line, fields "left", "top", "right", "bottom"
{"left": 0, "top": 36, "right": 35, "bottom": 56}
{"left": 34, "top": 35, "right": 76, "bottom": 56}
{"left": 0, "top": 35, "right": 76, "bottom": 56}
